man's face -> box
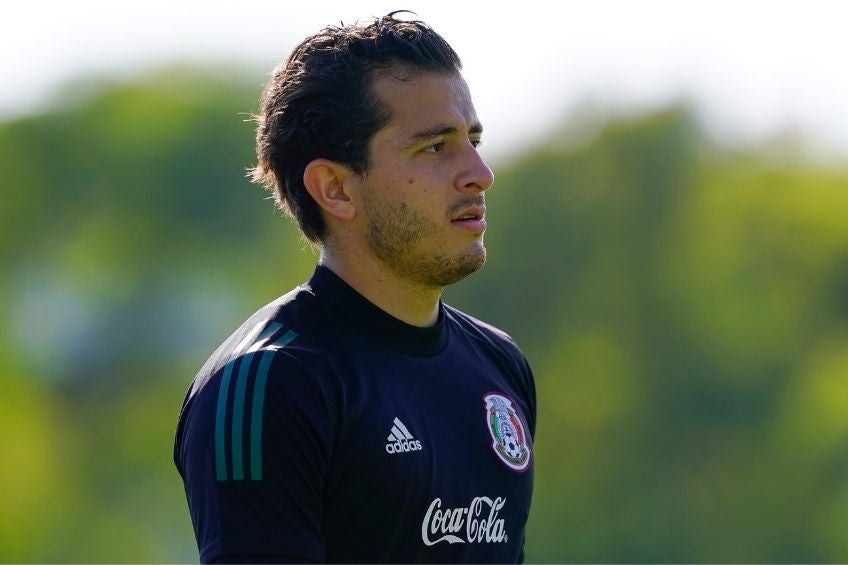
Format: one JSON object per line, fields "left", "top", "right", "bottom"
{"left": 356, "top": 70, "right": 495, "bottom": 289}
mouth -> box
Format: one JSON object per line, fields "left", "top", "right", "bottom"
{"left": 450, "top": 206, "right": 487, "bottom": 232}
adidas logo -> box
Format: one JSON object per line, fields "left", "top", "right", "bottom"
{"left": 385, "top": 417, "right": 423, "bottom": 454}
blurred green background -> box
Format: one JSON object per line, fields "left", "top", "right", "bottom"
{"left": 1, "top": 65, "right": 847, "bottom": 563}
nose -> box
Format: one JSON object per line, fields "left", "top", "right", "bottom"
{"left": 456, "top": 144, "right": 495, "bottom": 193}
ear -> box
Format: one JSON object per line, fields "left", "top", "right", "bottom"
{"left": 303, "top": 158, "right": 357, "bottom": 221}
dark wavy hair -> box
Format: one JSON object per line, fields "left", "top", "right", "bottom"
{"left": 250, "top": 12, "right": 462, "bottom": 243}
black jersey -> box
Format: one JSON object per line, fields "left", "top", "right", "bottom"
{"left": 174, "top": 265, "right": 535, "bottom": 563}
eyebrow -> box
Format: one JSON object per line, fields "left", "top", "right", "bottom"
{"left": 405, "top": 122, "right": 484, "bottom": 146}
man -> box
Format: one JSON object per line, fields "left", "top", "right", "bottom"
{"left": 174, "top": 12, "right": 535, "bottom": 564}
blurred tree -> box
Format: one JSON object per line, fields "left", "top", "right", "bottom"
{"left": 1, "top": 67, "right": 846, "bottom": 562}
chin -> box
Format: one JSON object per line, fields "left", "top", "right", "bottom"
{"left": 376, "top": 238, "right": 487, "bottom": 288}
{"left": 430, "top": 246, "right": 487, "bottom": 287}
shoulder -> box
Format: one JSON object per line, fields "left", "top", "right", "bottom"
{"left": 443, "top": 303, "right": 527, "bottom": 362}
{"left": 175, "top": 286, "right": 344, "bottom": 473}
{"left": 442, "top": 303, "right": 534, "bottom": 388}
{"left": 189, "top": 285, "right": 343, "bottom": 395}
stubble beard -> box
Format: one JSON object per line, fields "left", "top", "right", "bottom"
{"left": 364, "top": 198, "right": 487, "bottom": 289}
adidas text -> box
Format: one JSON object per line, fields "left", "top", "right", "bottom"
{"left": 386, "top": 439, "right": 423, "bottom": 454}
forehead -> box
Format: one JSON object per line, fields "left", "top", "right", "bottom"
{"left": 370, "top": 70, "right": 478, "bottom": 139}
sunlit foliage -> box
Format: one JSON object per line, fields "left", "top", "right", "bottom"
{"left": 1, "top": 69, "right": 846, "bottom": 562}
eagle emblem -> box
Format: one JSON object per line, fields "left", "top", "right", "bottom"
{"left": 483, "top": 393, "right": 531, "bottom": 472}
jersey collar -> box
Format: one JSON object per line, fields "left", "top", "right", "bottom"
{"left": 307, "top": 264, "right": 449, "bottom": 357}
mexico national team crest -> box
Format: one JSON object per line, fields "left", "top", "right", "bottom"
{"left": 483, "top": 393, "right": 531, "bottom": 471}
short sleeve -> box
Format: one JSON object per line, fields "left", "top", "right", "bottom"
{"left": 178, "top": 349, "right": 336, "bottom": 563}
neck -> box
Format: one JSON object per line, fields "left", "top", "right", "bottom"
{"left": 318, "top": 247, "right": 442, "bottom": 327}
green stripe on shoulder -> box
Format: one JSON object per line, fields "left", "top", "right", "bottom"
{"left": 249, "top": 329, "right": 299, "bottom": 481}
{"left": 214, "top": 321, "right": 281, "bottom": 481}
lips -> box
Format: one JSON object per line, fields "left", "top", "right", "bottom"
{"left": 450, "top": 205, "right": 487, "bottom": 233}
{"left": 450, "top": 205, "right": 486, "bottom": 223}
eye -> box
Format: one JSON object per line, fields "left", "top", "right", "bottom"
{"left": 470, "top": 138, "right": 483, "bottom": 149}
{"left": 423, "top": 141, "right": 445, "bottom": 153}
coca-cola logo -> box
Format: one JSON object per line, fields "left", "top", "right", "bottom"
{"left": 421, "top": 496, "right": 508, "bottom": 546}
